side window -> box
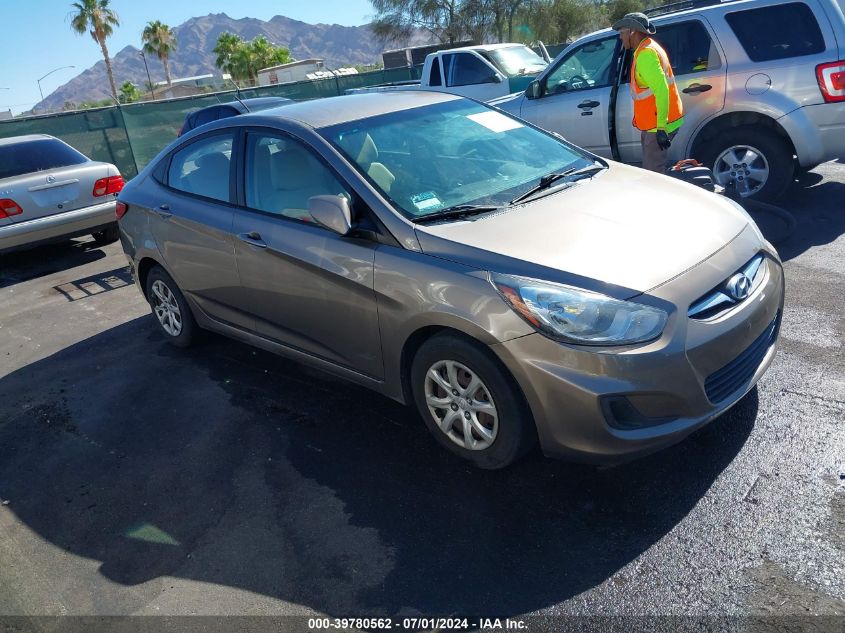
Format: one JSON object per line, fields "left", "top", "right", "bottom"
{"left": 648, "top": 21, "right": 722, "bottom": 78}
{"left": 726, "top": 2, "right": 825, "bottom": 62}
{"left": 167, "top": 133, "right": 233, "bottom": 203}
{"left": 244, "top": 132, "right": 350, "bottom": 224}
{"left": 445, "top": 53, "right": 495, "bottom": 87}
{"left": 429, "top": 56, "right": 442, "bottom": 87}
{"left": 543, "top": 37, "right": 617, "bottom": 95}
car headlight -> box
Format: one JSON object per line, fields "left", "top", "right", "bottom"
{"left": 491, "top": 273, "right": 667, "bottom": 346}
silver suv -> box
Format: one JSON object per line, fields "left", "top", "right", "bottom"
{"left": 493, "top": 0, "right": 845, "bottom": 200}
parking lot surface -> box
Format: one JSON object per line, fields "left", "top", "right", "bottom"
{"left": 1, "top": 164, "right": 843, "bottom": 620}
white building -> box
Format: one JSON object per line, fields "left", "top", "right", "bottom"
{"left": 257, "top": 59, "right": 358, "bottom": 86}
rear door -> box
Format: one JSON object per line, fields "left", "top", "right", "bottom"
{"left": 616, "top": 17, "right": 727, "bottom": 164}
{"left": 519, "top": 35, "right": 620, "bottom": 156}
{"left": 0, "top": 138, "right": 113, "bottom": 224}
{"left": 231, "top": 129, "right": 383, "bottom": 378}
{"left": 151, "top": 130, "right": 252, "bottom": 330}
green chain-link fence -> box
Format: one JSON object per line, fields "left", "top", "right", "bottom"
{"left": 0, "top": 65, "right": 424, "bottom": 180}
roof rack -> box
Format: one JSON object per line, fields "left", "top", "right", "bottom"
{"left": 645, "top": 0, "right": 740, "bottom": 18}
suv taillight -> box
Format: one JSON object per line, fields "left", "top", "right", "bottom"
{"left": 816, "top": 61, "right": 845, "bottom": 102}
{"left": 93, "top": 174, "right": 125, "bottom": 197}
{"left": 0, "top": 198, "right": 23, "bottom": 219}
{"left": 115, "top": 201, "right": 128, "bottom": 220}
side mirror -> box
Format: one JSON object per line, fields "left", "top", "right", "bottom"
{"left": 308, "top": 195, "right": 352, "bottom": 236}
{"left": 526, "top": 79, "right": 543, "bottom": 99}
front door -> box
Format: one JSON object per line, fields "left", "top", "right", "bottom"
{"left": 520, "top": 35, "right": 620, "bottom": 157}
{"left": 616, "top": 17, "right": 728, "bottom": 164}
{"left": 231, "top": 130, "right": 383, "bottom": 379}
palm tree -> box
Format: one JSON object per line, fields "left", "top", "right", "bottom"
{"left": 69, "top": 0, "right": 120, "bottom": 102}
{"left": 142, "top": 20, "right": 177, "bottom": 87}
{"left": 213, "top": 32, "right": 244, "bottom": 77}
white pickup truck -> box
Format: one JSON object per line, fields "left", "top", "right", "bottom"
{"left": 347, "top": 43, "right": 549, "bottom": 102}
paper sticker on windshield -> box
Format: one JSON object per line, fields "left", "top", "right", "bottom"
{"left": 410, "top": 191, "right": 443, "bottom": 213}
{"left": 466, "top": 111, "right": 524, "bottom": 133}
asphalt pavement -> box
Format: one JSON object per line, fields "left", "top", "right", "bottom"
{"left": 0, "top": 163, "right": 843, "bottom": 625}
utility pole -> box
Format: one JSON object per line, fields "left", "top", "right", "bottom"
{"left": 139, "top": 51, "right": 156, "bottom": 100}
{"left": 36, "top": 66, "right": 76, "bottom": 111}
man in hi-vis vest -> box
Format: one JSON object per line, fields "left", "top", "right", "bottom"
{"left": 612, "top": 12, "right": 684, "bottom": 173}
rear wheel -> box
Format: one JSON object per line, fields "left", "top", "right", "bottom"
{"left": 698, "top": 126, "right": 794, "bottom": 201}
{"left": 145, "top": 266, "right": 196, "bottom": 348}
{"left": 91, "top": 224, "right": 120, "bottom": 245}
{"left": 410, "top": 333, "right": 536, "bottom": 469}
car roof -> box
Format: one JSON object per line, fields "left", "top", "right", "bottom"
{"left": 0, "top": 134, "right": 56, "bottom": 147}
{"left": 449, "top": 43, "right": 531, "bottom": 52}
{"left": 240, "top": 90, "right": 462, "bottom": 129}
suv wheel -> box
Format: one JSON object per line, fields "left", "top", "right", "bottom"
{"left": 699, "top": 126, "right": 794, "bottom": 201}
{"left": 145, "top": 266, "right": 196, "bottom": 348}
{"left": 410, "top": 333, "right": 536, "bottom": 469}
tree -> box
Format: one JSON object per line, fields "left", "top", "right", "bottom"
{"left": 213, "top": 33, "right": 292, "bottom": 86}
{"left": 69, "top": 0, "right": 120, "bottom": 102}
{"left": 371, "top": 0, "right": 465, "bottom": 44}
{"left": 605, "top": 0, "right": 649, "bottom": 23}
{"left": 118, "top": 80, "right": 141, "bottom": 103}
{"left": 213, "top": 32, "right": 244, "bottom": 74}
{"left": 142, "top": 20, "right": 177, "bottom": 87}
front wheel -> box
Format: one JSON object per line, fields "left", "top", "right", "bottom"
{"left": 410, "top": 333, "right": 536, "bottom": 469}
{"left": 697, "top": 126, "right": 794, "bottom": 201}
{"left": 145, "top": 266, "right": 197, "bottom": 348}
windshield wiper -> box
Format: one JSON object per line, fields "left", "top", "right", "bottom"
{"left": 413, "top": 204, "right": 499, "bottom": 224}
{"left": 510, "top": 163, "right": 605, "bottom": 205}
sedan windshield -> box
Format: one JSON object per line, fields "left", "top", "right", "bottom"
{"left": 487, "top": 46, "right": 548, "bottom": 76}
{"left": 320, "top": 99, "right": 591, "bottom": 220}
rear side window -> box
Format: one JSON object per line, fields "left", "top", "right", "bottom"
{"left": 726, "top": 2, "right": 825, "bottom": 62}
{"left": 167, "top": 133, "right": 234, "bottom": 203}
{"left": 0, "top": 138, "right": 87, "bottom": 180}
{"left": 654, "top": 20, "right": 721, "bottom": 75}
{"left": 429, "top": 57, "right": 442, "bottom": 86}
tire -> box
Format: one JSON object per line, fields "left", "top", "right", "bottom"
{"left": 145, "top": 266, "right": 196, "bottom": 348}
{"left": 410, "top": 333, "right": 536, "bottom": 469}
{"left": 91, "top": 224, "right": 120, "bottom": 245}
{"left": 697, "top": 125, "right": 794, "bottom": 201}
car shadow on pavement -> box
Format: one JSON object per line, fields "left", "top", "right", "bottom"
{"left": 0, "top": 238, "right": 108, "bottom": 289}
{"left": 776, "top": 173, "right": 845, "bottom": 262}
{"left": 0, "top": 316, "right": 757, "bottom": 616}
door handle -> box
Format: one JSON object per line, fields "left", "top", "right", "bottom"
{"left": 682, "top": 83, "right": 712, "bottom": 94}
{"left": 578, "top": 100, "right": 600, "bottom": 109}
{"left": 155, "top": 203, "right": 172, "bottom": 219}
{"left": 238, "top": 231, "right": 267, "bottom": 248}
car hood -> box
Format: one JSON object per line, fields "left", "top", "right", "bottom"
{"left": 414, "top": 162, "right": 751, "bottom": 294}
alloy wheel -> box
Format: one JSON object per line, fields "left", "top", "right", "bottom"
{"left": 423, "top": 360, "right": 498, "bottom": 451}
{"left": 712, "top": 144, "right": 770, "bottom": 198}
{"left": 151, "top": 279, "right": 183, "bottom": 337}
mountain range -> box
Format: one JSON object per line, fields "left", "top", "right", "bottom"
{"left": 36, "top": 13, "right": 426, "bottom": 112}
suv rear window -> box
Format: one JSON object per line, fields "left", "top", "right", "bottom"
{"left": 0, "top": 138, "right": 88, "bottom": 180}
{"left": 726, "top": 2, "right": 825, "bottom": 62}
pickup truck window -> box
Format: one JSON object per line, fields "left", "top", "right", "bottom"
{"left": 488, "top": 46, "right": 548, "bottom": 77}
{"left": 444, "top": 53, "right": 496, "bottom": 87}
{"left": 620, "top": 20, "right": 721, "bottom": 83}
{"left": 430, "top": 57, "right": 442, "bottom": 86}
{"left": 544, "top": 37, "right": 617, "bottom": 95}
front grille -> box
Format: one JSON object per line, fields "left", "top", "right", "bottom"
{"left": 704, "top": 313, "right": 780, "bottom": 404}
{"left": 688, "top": 254, "right": 766, "bottom": 320}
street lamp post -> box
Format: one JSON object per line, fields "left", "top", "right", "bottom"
{"left": 139, "top": 50, "right": 156, "bottom": 100}
{"left": 37, "top": 65, "right": 76, "bottom": 110}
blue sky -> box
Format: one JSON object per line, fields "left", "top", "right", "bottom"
{"left": 2, "top": 0, "right": 374, "bottom": 114}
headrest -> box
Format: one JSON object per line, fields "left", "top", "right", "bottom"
{"left": 338, "top": 131, "right": 378, "bottom": 168}
{"left": 269, "top": 145, "right": 325, "bottom": 190}
{"left": 195, "top": 152, "right": 230, "bottom": 173}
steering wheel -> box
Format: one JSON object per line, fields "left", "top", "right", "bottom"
{"left": 568, "top": 74, "right": 588, "bottom": 90}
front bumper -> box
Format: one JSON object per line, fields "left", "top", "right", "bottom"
{"left": 0, "top": 200, "right": 117, "bottom": 252}
{"left": 492, "top": 229, "right": 785, "bottom": 463}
